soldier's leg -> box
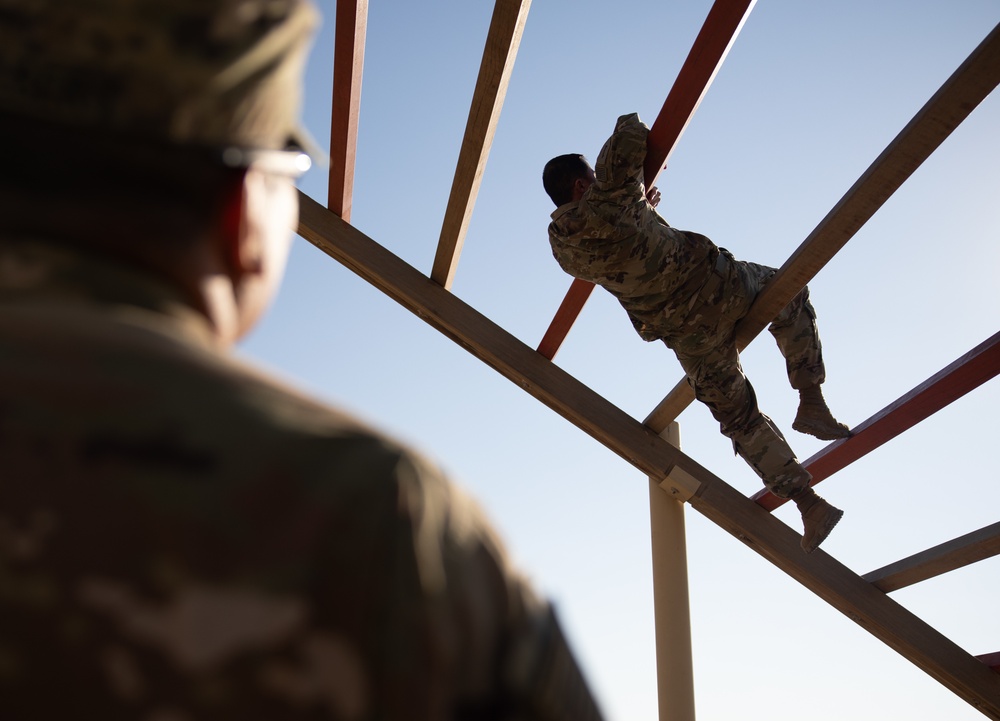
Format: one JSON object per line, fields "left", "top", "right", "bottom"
{"left": 736, "top": 261, "right": 823, "bottom": 388}
{"left": 742, "top": 261, "right": 850, "bottom": 441}
{"left": 672, "top": 338, "right": 844, "bottom": 551}
{"left": 672, "top": 338, "right": 811, "bottom": 499}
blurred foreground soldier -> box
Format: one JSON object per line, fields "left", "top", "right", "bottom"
{"left": 0, "top": 2, "right": 603, "bottom": 719}
{"left": 544, "top": 113, "right": 850, "bottom": 553}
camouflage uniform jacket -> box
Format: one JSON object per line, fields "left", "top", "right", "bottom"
{"left": 548, "top": 113, "right": 726, "bottom": 344}
{"left": 0, "top": 238, "right": 603, "bottom": 721}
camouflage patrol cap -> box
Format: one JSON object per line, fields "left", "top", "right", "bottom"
{"left": 0, "top": 0, "right": 319, "bottom": 155}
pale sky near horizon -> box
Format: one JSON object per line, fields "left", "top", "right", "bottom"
{"left": 240, "top": 2, "right": 1000, "bottom": 719}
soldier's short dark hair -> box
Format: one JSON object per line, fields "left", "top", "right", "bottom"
{"left": 542, "top": 153, "right": 590, "bottom": 207}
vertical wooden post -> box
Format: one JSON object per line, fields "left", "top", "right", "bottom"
{"left": 648, "top": 422, "right": 696, "bottom": 721}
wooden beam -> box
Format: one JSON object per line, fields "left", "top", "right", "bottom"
{"left": 752, "top": 331, "right": 1000, "bottom": 511}
{"left": 297, "top": 193, "right": 1000, "bottom": 717}
{"left": 536, "top": 0, "right": 757, "bottom": 360}
{"left": 328, "top": 0, "right": 368, "bottom": 222}
{"left": 862, "top": 522, "right": 1000, "bottom": 593}
{"left": 430, "top": 0, "right": 531, "bottom": 290}
{"left": 300, "top": 190, "right": 692, "bottom": 494}
{"left": 644, "top": 21, "right": 1000, "bottom": 433}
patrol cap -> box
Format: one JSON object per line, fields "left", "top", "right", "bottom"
{"left": 0, "top": 0, "right": 320, "bottom": 160}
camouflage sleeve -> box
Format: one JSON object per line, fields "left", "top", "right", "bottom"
{"left": 592, "top": 112, "right": 649, "bottom": 198}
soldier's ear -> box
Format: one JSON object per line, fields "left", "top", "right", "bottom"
{"left": 216, "top": 169, "right": 263, "bottom": 279}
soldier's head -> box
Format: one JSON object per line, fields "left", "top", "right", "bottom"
{"left": 542, "top": 154, "right": 595, "bottom": 207}
{"left": 0, "top": 0, "right": 320, "bottom": 344}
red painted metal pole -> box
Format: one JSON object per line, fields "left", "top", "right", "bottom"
{"left": 753, "top": 330, "right": 1000, "bottom": 511}
{"left": 329, "top": 0, "right": 368, "bottom": 222}
{"left": 537, "top": 0, "right": 757, "bottom": 360}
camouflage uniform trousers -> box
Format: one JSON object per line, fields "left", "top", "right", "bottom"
{"left": 667, "top": 253, "right": 826, "bottom": 498}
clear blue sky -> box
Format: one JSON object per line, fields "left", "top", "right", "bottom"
{"left": 241, "top": 1, "right": 1000, "bottom": 719}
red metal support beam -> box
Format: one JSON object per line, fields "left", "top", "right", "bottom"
{"left": 752, "top": 330, "right": 1000, "bottom": 511}
{"left": 978, "top": 653, "right": 1000, "bottom": 673}
{"left": 328, "top": 0, "right": 368, "bottom": 221}
{"left": 536, "top": 279, "right": 596, "bottom": 360}
{"left": 536, "top": 0, "right": 756, "bottom": 360}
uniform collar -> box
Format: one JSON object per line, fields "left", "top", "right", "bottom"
{"left": 0, "top": 237, "right": 218, "bottom": 351}
{"left": 550, "top": 200, "right": 580, "bottom": 222}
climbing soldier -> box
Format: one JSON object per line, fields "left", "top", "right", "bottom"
{"left": 543, "top": 112, "right": 850, "bottom": 553}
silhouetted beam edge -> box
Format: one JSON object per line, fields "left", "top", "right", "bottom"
{"left": 431, "top": 0, "right": 531, "bottom": 290}
{"left": 328, "top": 0, "right": 367, "bottom": 222}
{"left": 536, "top": 0, "right": 756, "bottom": 360}
{"left": 644, "top": 21, "right": 1000, "bottom": 433}
{"left": 298, "top": 192, "right": 1000, "bottom": 718}
{"left": 752, "top": 330, "right": 1000, "bottom": 511}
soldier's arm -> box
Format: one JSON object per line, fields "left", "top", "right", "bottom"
{"left": 592, "top": 112, "right": 649, "bottom": 202}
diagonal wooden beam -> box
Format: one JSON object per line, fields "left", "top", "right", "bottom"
{"left": 537, "top": 0, "right": 756, "bottom": 360}
{"left": 862, "top": 522, "right": 1000, "bottom": 593}
{"left": 302, "top": 191, "right": 690, "bottom": 491}
{"left": 297, "top": 192, "right": 1000, "bottom": 717}
{"left": 644, "top": 21, "right": 1000, "bottom": 433}
{"left": 430, "top": 0, "right": 531, "bottom": 290}
{"left": 328, "top": 0, "right": 368, "bottom": 222}
{"left": 752, "top": 331, "right": 1000, "bottom": 511}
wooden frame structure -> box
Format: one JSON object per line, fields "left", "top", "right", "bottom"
{"left": 307, "top": 1, "right": 1000, "bottom": 717}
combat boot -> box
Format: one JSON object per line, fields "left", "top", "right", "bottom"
{"left": 792, "top": 487, "right": 844, "bottom": 553}
{"left": 793, "top": 385, "right": 851, "bottom": 441}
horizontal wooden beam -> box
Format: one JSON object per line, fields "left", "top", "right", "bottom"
{"left": 644, "top": 21, "right": 1000, "bottom": 433}
{"left": 297, "top": 192, "right": 1000, "bottom": 717}
{"left": 536, "top": 0, "right": 756, "bottom": 360}
{"left": 431, "top": 0, "right": 531, "bottom": 290}
{"left": 328, "top": 0, "right": 368, "bottom": 222}
{"left": 752, "top": 330, "right": 1000, "bottom": 511}
{"left": 863, "top": 522, "right": 1000, "bottom": 593}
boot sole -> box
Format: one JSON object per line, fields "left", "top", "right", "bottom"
{"left": 792, "top": 419, "right": 852, "bottom": 441}
{"left": 802, "top": 508, "right": 844, "bottom": 553}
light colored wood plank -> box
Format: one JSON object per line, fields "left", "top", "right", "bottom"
{"left": 536, "top": 0, "right": 756, "bottom": 360}
{"left": 430, "top": 0, "right": 531, "bottom": 289}
{"left": 328, "top": 0, "right": 368, "bottom": 222}
{"left": 862, "top": 522, "right": 1000, "bottom": 593}
{"left": 297, "top": 193, "right": 1000, "bottom": 717}
{"left": 301, "top": 190, "right": 688, "bottom": 489}
{"left": 752, "top": 331, "right": 1000, "bottom": 511}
